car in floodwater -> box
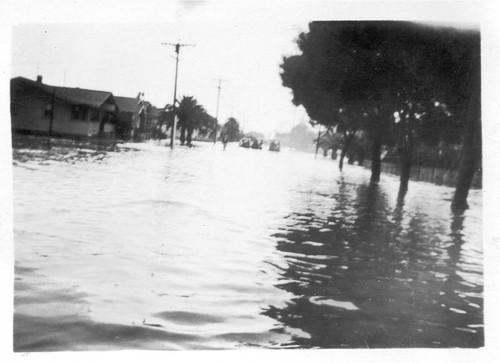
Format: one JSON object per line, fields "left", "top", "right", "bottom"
{"left": 269, "top": 140, "right": 280, "bottom": 152}
{"left": 239, "top": 138, "right": 252, "bottom": 148}
{"left": 239, "top": 137, "right": 263, "bottom": 149}
{"left": 251, "top": 139, "right": 263, "bottom": 149}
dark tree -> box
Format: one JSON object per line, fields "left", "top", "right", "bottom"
{"left": 222, "top": 117, "right": 243, "bottom": 142}
{"left": 336, "top": 106, "right": 368, "bottom": 171}
{"left": 197, "top": 113, "right": 217, "bottom": 139}
{"left": 282, "top": 21, "right": 480, "bottom": 209}
{"left": 161, "top": 96, "right": 218, "bottom": 144}
{"left": 448, "top": 32, "right": 481, "bottom": 213}
{"left": 373, "top": 24, "right": 480, "bottom": 202}
{"left": 175, "top": 96, "right": 206, "bottom": 145}
{"left": 280, "top": 22, "right": 395, "bottom": 182}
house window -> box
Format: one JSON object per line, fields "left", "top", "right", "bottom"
{"left": 44, "top": 103, "right": 53, "bottom": 118}
{"left": 71, "top": 105, "right": 80, "bottom": 119}
{"left": 71, "top": 105, "right": 87, "bottom": 120}
{"left": 90, "top": 108, "right": 100, "bottom": 121}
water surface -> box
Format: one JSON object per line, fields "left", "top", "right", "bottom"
{"left": 13, "top": 137, "right": 483, "bottom": 350}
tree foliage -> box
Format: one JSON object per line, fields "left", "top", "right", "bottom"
{"left": 176, "top": 96, "right": 205, "bottom": 145}
{"left": 161, "top": 96, "right": 217, "bottom": 144}
{"left": 281, "top": 21, "right": 480, "bottom": 206}
{"left": 222, "top": 117, "right": 243, "bottom": 142}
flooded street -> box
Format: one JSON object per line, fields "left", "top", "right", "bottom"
{"left": 12, "top": 138, "right": 483, "bottom": 350}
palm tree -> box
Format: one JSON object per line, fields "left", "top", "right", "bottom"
{"left": 196, "top": 113, "right": 217, "bottom": 140}
{"left": 176, "top": 96, "right": 206, "bottom": 145}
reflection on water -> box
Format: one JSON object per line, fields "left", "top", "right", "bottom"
{"left": 13, "top": 136, "right": 483, "bottom": 350}
{"left": 266, "top": 182, "right": 482, "bottom": 348}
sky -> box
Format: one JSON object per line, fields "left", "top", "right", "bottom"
{"left": 10, "top": 4, "right": 312, "bottom": 137}
{"left": 6, "top": 0, "right": 490, "bottom": 138}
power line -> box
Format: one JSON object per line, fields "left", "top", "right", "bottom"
{"left": 161, "top": 41, "right": 195, "bottom": 149}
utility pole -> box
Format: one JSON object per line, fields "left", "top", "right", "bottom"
{"left": 49, "top": 88, "right": 56, "bottom": 135}
{"left": 45, "top": 87, "right": 56, "bottom": 149}
{"left": 162, "top": 41, "right": 195, "bottom": 149}
{"left": 213, "top": 79, "right": 227, "bottom": 144}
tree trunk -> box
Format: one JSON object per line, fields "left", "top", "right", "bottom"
{"left": 370, "top": 129, "right": 382, "bottom": 184}
{"left": 451, "top": 57, "right": 481, "bottom": 214}
{"left": 186, "top": 126, "right": 193, "bottom": 145}
{"left": 451, "top": 128, "right": 481, "bottom": 213}
{"left": 397, "top": 118, "right": 414, "bottom": 200}
{"left": 339, "top": 148, "right": 347, "bottom": 171}
{"left": 180, "top": 125, "right": 186, "bottom": 145}
{"left": 315, "top": 129, "right": 321, "bottom": 158}
{"left": 339, "top": 130, "right": 356, "bottom": 172}
{"left": 398, "top": 148, "right": 412, "bottom": 200}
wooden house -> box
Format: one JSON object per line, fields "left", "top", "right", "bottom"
{"left": 10, "top": 76, "right": 118, "bottom": 138}
{"left": 114, "top": 95, "right": 141, "bottom": 139}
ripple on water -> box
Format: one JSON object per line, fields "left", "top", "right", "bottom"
{"left": 13, "top": 139, "right": 483, "bottom": 350}
{"left": 309, "top": 297, "right": 360, "bottom": 311}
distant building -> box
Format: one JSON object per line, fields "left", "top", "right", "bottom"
{"left": 142, "top": 105, "right": 161, "bottom": 139}
{"left": 110, "top": 96, "right": 162, "bottom": 140}
{"left": 137, "top": 102, "right": 161, "bottom": 140}
{"left": 10, "top": 76, "right": 118, "bottom": 138}
{"left": 114, "top": 95, "right": 141, "bottom": 139}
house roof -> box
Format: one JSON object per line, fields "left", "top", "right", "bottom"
{"left": 114, "top": 97, "right": 162, "bottom": 117}
{"left": 55, "top": 87, "right": 114, "bottom": 108}
{"left": 11, "top": 76, "right": 115, "bottom": 108}
{"left": 148, "top": 105, "right": 161, "bottom": 118}
{"left": 114, "top": 96, "right": 140, "bottom": 114}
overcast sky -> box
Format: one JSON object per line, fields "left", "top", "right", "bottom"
{"left": 10, "top": 3, "right": 312, "bottom": 137}
{"left": 11, "top": 20, "right": 310, "bottom": 137}
{"left": 7, "top": 0, "right": 489, "bottom": 137}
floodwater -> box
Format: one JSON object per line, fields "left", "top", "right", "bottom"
{"left": 12, "top": 137, "right": 483, "bottom": 350}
